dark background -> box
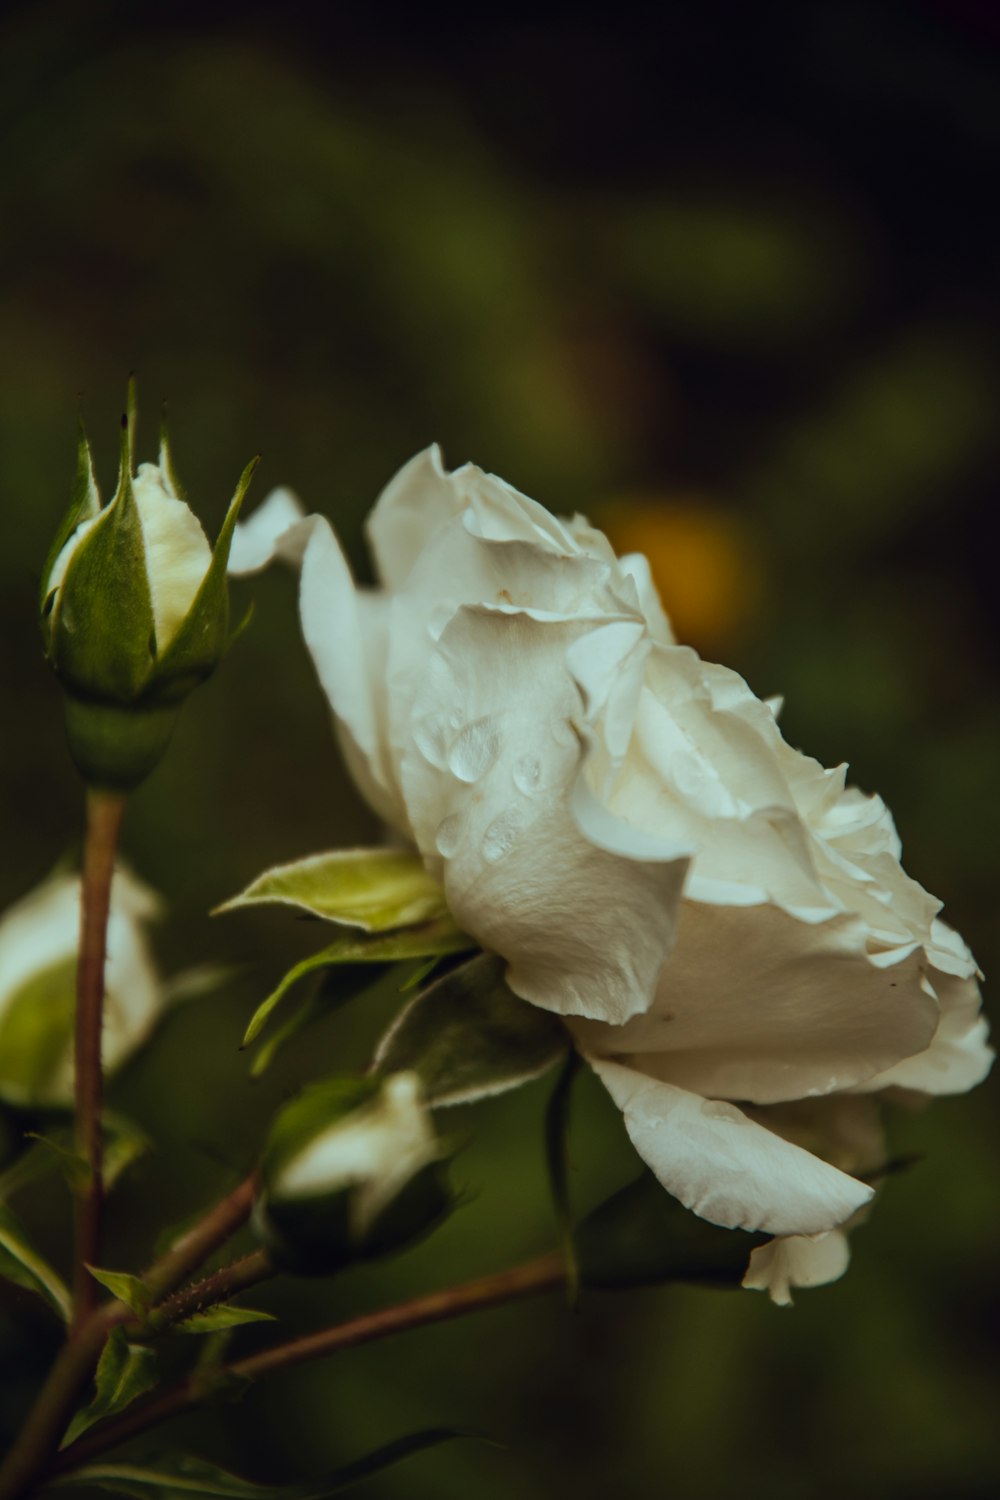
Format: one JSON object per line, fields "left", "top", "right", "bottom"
{"left": 1, "top": 2, "right": 998, "bottom": 1496}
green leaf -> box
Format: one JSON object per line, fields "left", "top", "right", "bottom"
{"left": 216, "top": 848, "right": 455, "bottom": 930}
{"left": 249, "top": 990, "right": 327, "bottom": 1078}
{"left": 10, "top": 1113, "right": 150, "bottom": 1198}
{"left": 574, "top": 1169, "right": 768, "bottom": 1291}
{"left": 24, "top": 1132, "right": 90, "bottom": 1192}
{"left": 86, "top": 1265, "right": 154, "bottom": 1316}
{"left": 61, "top": 1325, "right": 158, "bottom": 1446}
{"left": 373, "top": 953, "right": 570, "bottom": 1106}
{"left": 0, "top": 956, "right": 76, "bottom": 1106}
{"left": 0, "top": 1202, "right": 71, "bottom": 1320}
{"left": 160, "top": 963, "right": 245, "bottom": 1010}
{"left": 175, "top": 1304, "right": 276, "bottom": 1334}
{"left": 544, "top": 1051, "right": 581, "bottom": 1303}
{"left": 54, "top": 1432, "right": 482, "bottom": 1498}
{"left": 102, "top": 1113, "right": 153, "bottom": 1191}
{"left": 40, "top": 414, "right": 102, "bottom": 615}
{"left": 151, "top": 456, "right": 259, "bottom": 694}
{"left": 242, "top": 919, "right": 472, "bottom": 1049}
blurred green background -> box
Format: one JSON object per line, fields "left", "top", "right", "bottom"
{"left": 2, "top": 1, "right": 998, "bottom": 1495}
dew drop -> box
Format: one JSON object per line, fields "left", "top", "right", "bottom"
{"left": 512, "top": 754, "right": 541, "bottom": 795}
{"left": 482, "top": 808, "right": 523, "bottom": 863}
{"left": 435, "top": 812, "right": 464, "bottom": 858}
{"left": 447, "top": 716, "right": 503, "bottom": 784}
{"left": 412, "top": 711, "right": 464, "bottom": 770}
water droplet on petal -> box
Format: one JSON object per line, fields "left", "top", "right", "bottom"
{"left": 699, "top": 1100, "right": 746, "bottom": 1124}
{"left": 413, "top": 710, "right": 464, "bottom": 770}
{"left": 448, "top": 716, "right": 503, "bottom": 784}
{"left": 435, "top": 812, "right": 464, "bottom": 858}
{"left": 512, "top": 754, "right": 541, "bottom": 795}
{"left": 482, "top": 807, "right": 523, "bottom": 863}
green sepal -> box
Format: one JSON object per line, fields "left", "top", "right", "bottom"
{"left": 242, "top": 919, "right": 472, "bottom": 1049}
{"left": 51, "top": 1433, "right": 482, "bottom": 1499}
{"left": 373, "top": 953, "right": 569, "bottom": 1106}
{"left": 175, "top": 1304, "right": 276, "bottom": 1335}
{"left": 51, "top": 421, "right": 156, "bottom": 703}
{"left": 62, "top": 696, "right": 179, "bottom": 791}
{"left": 150, "top": 456, "right": 259, "bottom": 698}
{"left": 85, "top": 1265, "right": 154, "bottom": 1316}
{"left": 574, "top": 1168, "right": 769, "bottom": 1291}
{"left": 61, "top": 1325, "right": 158, "bottom": 1447}
{"left": 39, "top": 414, "right": 102, "bottom": 619}
{"left": 216, "top": 848, "right": 455, "bottom": 930}
{"left": 256, "top": 1159, "right": 452, "bottom": 1278}
{"left": 158, "top": 404, "right": 186, "bottom": 499}
{"left": 0, "top": 1201, "right": 72, "bottom": 1320}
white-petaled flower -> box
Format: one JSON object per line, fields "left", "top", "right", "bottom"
{"left": 0, "top": 868, "right": 164, "bottom": 1108}
{"left": 232, "top": 446, "right": 992, "bottom": 1259}
{"left": 268, "top": 1072, "right": 440, "bottom": 1237}
{"left": 257, "top": 1072, "right": 451, "bottom": 1274}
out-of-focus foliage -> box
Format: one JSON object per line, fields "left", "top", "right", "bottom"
{"left": 1, "top": 2, "right": 998, "bottom": 1497}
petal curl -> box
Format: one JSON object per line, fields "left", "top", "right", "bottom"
{"left": 743, "top": 1231, "right": 850, "bottom": 1305}
{"left": 572, "top": 900, "right": 939, "bottom": 1105}
{"left": 588, "top": 1058, "right": 873, "bottom": 1235}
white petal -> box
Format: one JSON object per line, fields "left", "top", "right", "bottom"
{"left": 589, "top": 1058, "right": 873, "bottom": 1235}
{"left": 401, "top": 607, "right": 688, "bottom": 1023}
{"left": 572, "top": 900, "right": 939, "bottom": 1104}
{"left": 131, "top": 464, "right": 212, "bottom": 649}
{"left": 743, "top": 1230, "right": 850, "bottom": 1305}
{"left": 366, "top": 445, "right": 461, "bottom": 589}
{"left": 228, "top": 487, "right": 308, "bottom": 574}
{"left": 0, "top": 869, "right": 163, "bottom": 1105}
{"left": 853, "top": 965, "right": 993, "bottom": 1096}
{"left": 297, "top": 516, "right": 407, "bottom": 833}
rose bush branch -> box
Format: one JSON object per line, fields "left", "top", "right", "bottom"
{"left": 0, "top": 1171, "right": 260, "bottom": 1500}
{"left": 71, "top": 790, "right": 126, "bottom": 1330}
{"left": 51, "top": 1252, "right": 568, "bottom": 1477}
{"left": 141, "top": 1249, "right": 274, "bottom": 1335}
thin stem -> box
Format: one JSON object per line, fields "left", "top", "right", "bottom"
{"left": 143, "top": 1172, "right": 259, "bottom": 1302}
{"left": 0, "top": 1173, "right": 258, "bottom": 1500}
{"left": 72, "top": 788, "right": 126, "bottom": 1333}
{"left": 54, "top": 1252, "right": 567, "bottom": 1473}
{"left": 143, "top": 1249, "right": 274, "bottom": 1334}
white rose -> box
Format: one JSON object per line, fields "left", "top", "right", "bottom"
{"left": 0, "top": 867, "right": 164, "bottom": 1107}
{"left": 233, "top": 447, "right": 992, "bottom": 1272}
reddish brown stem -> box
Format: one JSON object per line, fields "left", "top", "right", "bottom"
{"left": 54, "top": 1252, "right": 567, "bottom": 1472}
{"left": 72, "top": 789, "right": 126, "bottom": 1334}
{"left": 0, "top": 1172, "right": 259, "bottom": 1500}
{"left": 144, "top": 1249, "right": 274, "bottom": 1333}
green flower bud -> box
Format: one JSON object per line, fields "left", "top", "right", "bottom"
{"left": 40, "top": 395, "right": 257, "bottom": 789}
{"left": 256, "top": 1073, "right": 452, "bottom": 1275}
{"left": 0, "top": 867, "right": 164, "bottom": 1109}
